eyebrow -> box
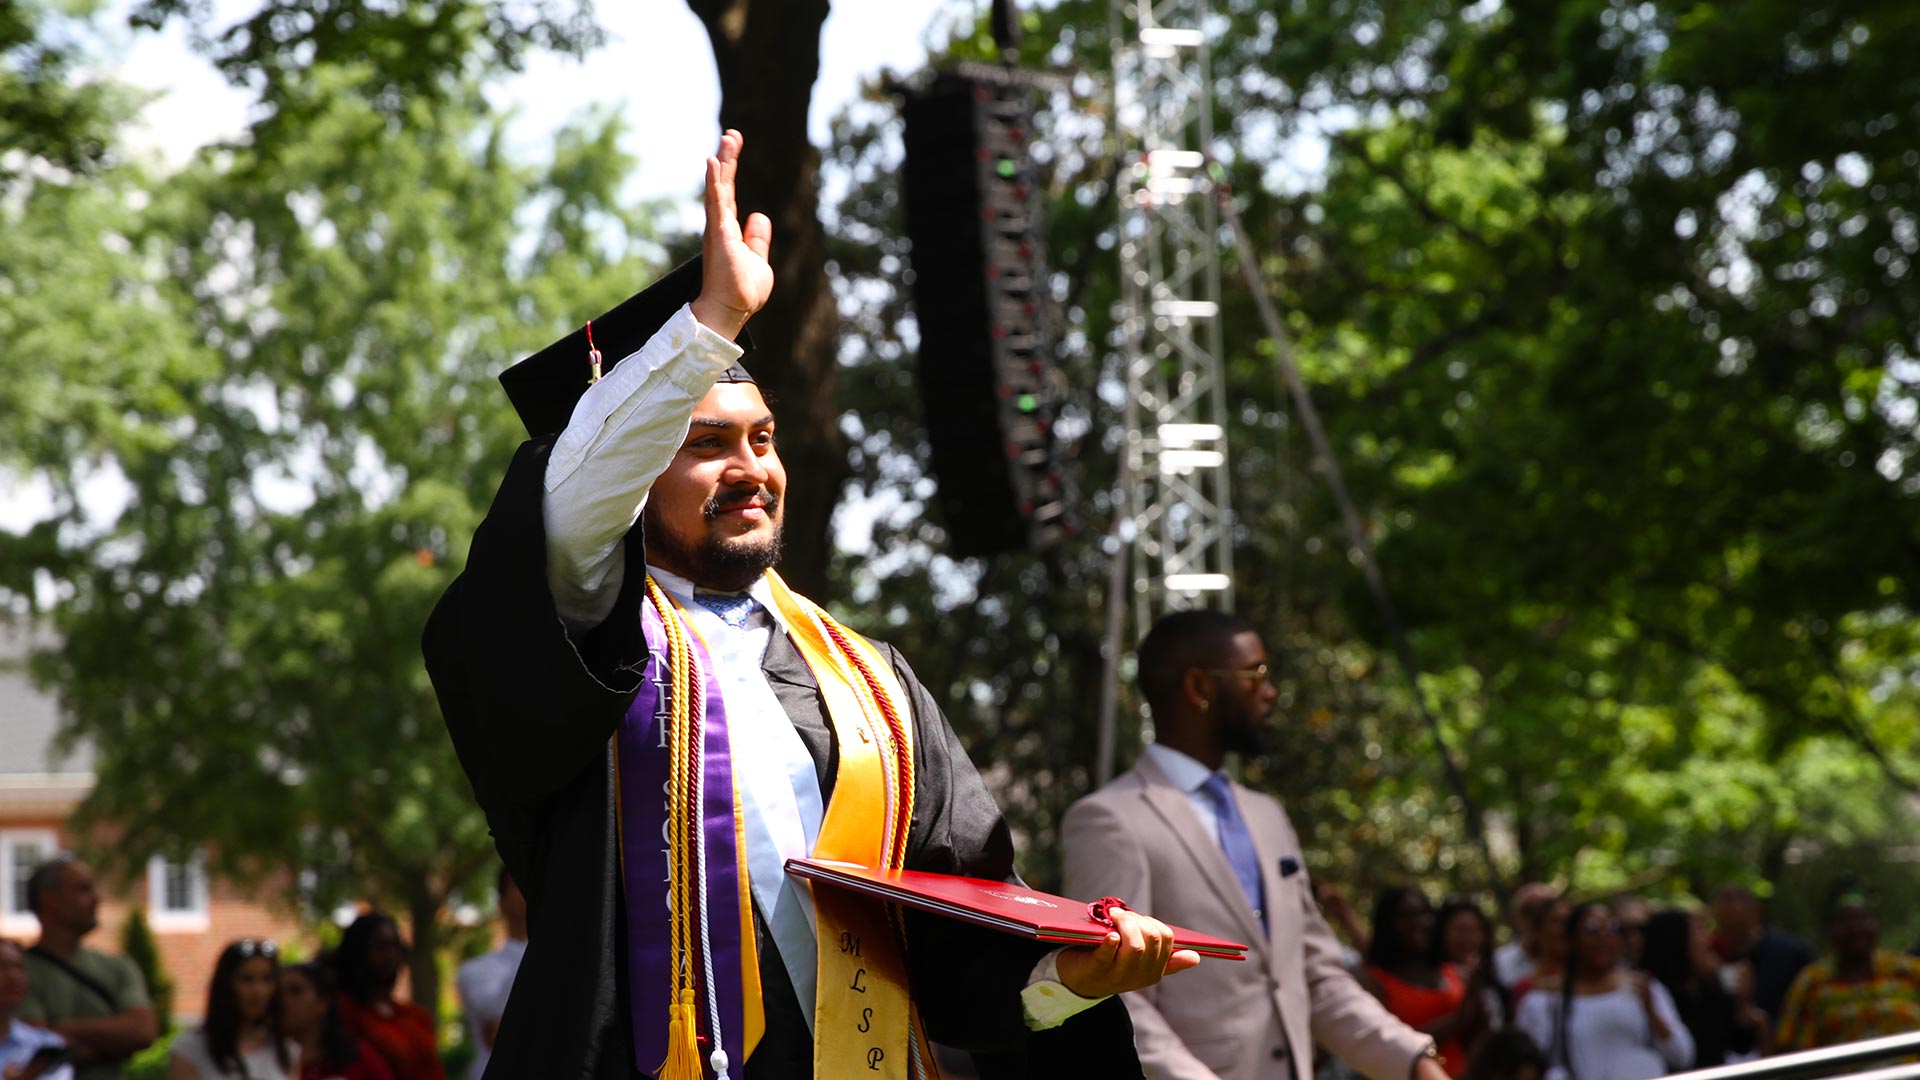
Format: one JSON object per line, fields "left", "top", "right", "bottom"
{"left": 688, "top": 414, "right": 776, "bottom": 432}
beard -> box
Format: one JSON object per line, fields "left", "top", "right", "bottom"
{"left": 644, "top": 487, "right": 785, "bottom": 592}
{"left": 1223, "top": 705, "right": 1274, "bottom": 758}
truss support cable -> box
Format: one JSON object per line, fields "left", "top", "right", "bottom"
{"left": 1212, "top": 167, "right": 1508, "bottom": 906}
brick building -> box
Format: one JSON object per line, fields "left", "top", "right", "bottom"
{"left": 0, "top": 623, "right": 310, "bottom": 1024}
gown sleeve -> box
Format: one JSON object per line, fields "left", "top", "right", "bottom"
{"left": 423, "top": 437, "right": 652, "bottom": 827}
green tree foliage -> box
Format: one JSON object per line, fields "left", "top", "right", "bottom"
{"left": 1, "top": 38, "right": 665, "bottom": 1018}
{"left": 126, "top": 0, "right": 599, "bottom": 149}
{"left": 0, "top": 0, "right": 124, "bottom": 178}
{"left": 119, "top": 907, "right": 175, "bottom": 1033}
{"left": 820, "top": 0, "right": 1920, "bottom": 924}
{"left": 1242, "top": 0, "right": 1920, "bottom": 904}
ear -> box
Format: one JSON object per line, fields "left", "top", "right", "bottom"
{"left": 1180, "top": 667, "right": 1211, "bottom": 711}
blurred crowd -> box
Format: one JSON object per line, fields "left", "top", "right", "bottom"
{"left": 4, "top": 851, "right": 1918, "bottom": 1080}
{"left": 0, "top": 858, "right": 527, "bottom": 1080}
{"left": 1311, "top": 878, "right": 1920, "bottom": 1080}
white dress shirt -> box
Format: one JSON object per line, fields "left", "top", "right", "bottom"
{"left": 1141, "top": 743, "right": 1265, "bottom": 925}
{"left": 1142, "top": 743, "right": 1227, "bottom": 839}
{"left": 538, "top": 303, "right": 1099, "bottom": 1030}
{"left": 0, "top": 1018, "right": 73, "bottom": 1080}
{"left": 456, "top": 937, "right": 526, "bottom": 1080}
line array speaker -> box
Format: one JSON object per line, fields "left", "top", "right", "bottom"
{"left": 901, "top": 73, "right": 1073, "bottom": 558}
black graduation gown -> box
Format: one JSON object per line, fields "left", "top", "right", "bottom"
{"left": 422, "top": 437, "right": 1141, "bottom": 1080}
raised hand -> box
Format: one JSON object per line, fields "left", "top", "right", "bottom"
{"left": 1055, "top": 908, "right": 1202, "bottom": 999}
{"left": 690, "top": 129, "right": 774, "bottom": 339}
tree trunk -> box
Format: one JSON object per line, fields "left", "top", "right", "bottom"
{"left": 406, "top": 887, "right": 445, "bottom": 1029}
{"left": 688, "top": 0, "right": 845, "bottom": 600}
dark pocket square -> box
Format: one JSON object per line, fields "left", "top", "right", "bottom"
{"left": 1279, "top": 856, "right": 1302, "bottom": 878}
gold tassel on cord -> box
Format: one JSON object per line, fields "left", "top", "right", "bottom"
{"left": 659, "top": 988, "right": 704, "bottom": 1080}
{"left": 648, "top": 577, "right": 708, "bottom": 1080}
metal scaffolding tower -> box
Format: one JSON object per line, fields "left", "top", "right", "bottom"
{"left": 1096, "top": 0, "right": 1233, "bottom": 782}
{"left": 1110, "top": 0, "right": 1233, "bottom": 627}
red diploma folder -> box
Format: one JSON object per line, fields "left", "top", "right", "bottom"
{"left": 786, "top": 858, "right": 1248, "bottom": 960}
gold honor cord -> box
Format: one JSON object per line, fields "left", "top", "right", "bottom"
{"left": 638, "top": 570, "right": 930, "bottom": 1079}
{"left": 637, "top": 578, "right": 765, "bottom": 1079}
{"left": 644, "top": 576, "right": 702, "bottom": 1080}
{"left": 644, "top": 577, "right": 744, "bottom": 1080}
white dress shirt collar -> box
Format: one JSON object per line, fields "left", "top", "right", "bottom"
{"left": 1144, "top": 741, "right": 1224, "bottom": 794}
{"left": 643, "top": 564, "right": 791, "bottom": 635}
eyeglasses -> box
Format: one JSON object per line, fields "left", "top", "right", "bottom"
{"left": 1578, "top": 921, "right": 1623, "bottom": 937}
{"left": 1193, "top": 664, "right": 1271, "bottom": 683}
{"left": 235, "top": 938, "right": 278, "bottom": 958}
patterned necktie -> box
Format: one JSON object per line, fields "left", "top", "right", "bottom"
{"left": 1199, "top": 772, "right": 1267, "bottom": 931}
{"left": 693, "top": 590, "right": 760, "bottom": 630}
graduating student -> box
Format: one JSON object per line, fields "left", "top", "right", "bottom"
{"left": 422, "top": 130, "right": 1193, "bottom": 1080}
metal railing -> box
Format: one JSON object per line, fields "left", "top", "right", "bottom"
{"left": 1835, "top": 1065, "right": 1920, "bottom": 1080}
{"left": 1665, "top": 1032, "right": 1920, "bottom": 1080}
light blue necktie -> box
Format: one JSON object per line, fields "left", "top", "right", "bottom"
{"left": 693, "top": 590, "right": 759, "bottom": 629}
{"left": 1200, "top": 772, "right": 1267, "bottom": 932}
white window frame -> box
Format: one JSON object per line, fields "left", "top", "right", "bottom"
{"left": 0, "top": 829, "right": 60, "bottom": 936}
{"left": 146, "top": 850, "right": 210, "bottom": 931}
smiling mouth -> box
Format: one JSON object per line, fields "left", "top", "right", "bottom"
{"left": 706, "top": 490, "right": 779, "bottom": 521}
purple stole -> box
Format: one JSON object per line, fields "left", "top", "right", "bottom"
{"left": 615, "top": 596, "right": 748, "bottom": 1074}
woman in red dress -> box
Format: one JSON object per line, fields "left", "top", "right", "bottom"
{"left": 1361, "top": 886, "right": 1490, "bottom": 1077}
{"left": 281, "top": 961, "right": 395, "bottom": 1080}
{"left": 332, "top": 914, "right": 444, "bottom": 1080}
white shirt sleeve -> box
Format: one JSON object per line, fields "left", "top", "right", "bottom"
{"left": 1515, "top": 991, "right": 1555, "bottom": 1064}
{"left": 1648, "top": 981, "right": 1696, "bottom": 1068}
{"left": 1020, "top": 947, "right": 1108, "bottom": 1030}
{"left": 541, "top": 303, "right": 743, "bottom": 629}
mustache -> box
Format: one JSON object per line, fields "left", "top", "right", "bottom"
{"left": 704, "top": 487, "right": 779, "bottom": 519}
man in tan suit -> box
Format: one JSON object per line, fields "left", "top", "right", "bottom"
{"left": 1063, "top": 610, "right": 1444, "bottom": 1080}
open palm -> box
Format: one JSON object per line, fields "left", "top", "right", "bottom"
{"left": 692, "top": 129, "right": 773, "bottom": 338}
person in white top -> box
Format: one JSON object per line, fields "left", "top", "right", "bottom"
{"left": 1514, "top": 903, "right": 1692, "bottom": 1080}
{"left": 455, "top": 869, "right": 527, "bottom": 1080}
{"left": 169, "top": 940, "right": 297, "bottom": 1080}
{"left": 1493, "top": 884, "right": 1556, "bottom": 992}
{"left": 0, "top": 939, "right": 75, "bottom": 1080}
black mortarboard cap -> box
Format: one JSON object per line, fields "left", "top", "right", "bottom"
{"left": 499, "top": 255, "right": 755, "bottom": 438}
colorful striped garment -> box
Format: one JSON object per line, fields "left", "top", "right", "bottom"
{"left": 1775, "top": 950, "right": 1920, "bottom": 1051}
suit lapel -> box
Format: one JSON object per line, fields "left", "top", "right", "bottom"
{"left": 1242, "top": 787, "right": 1293, "bottom": 958}
{"left": 1132, "top": 754, "right": 1270, "bottom": 952}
